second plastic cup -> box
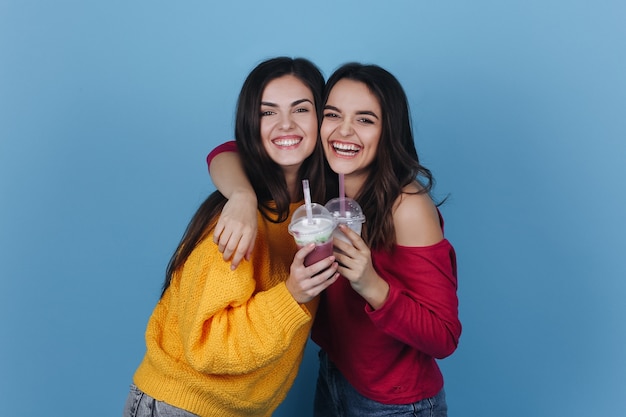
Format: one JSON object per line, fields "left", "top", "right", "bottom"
{"left": 325, "top": 197, "right": 366, "bottom": 243}
{"left": 288, "top": 203, "right": 336, "bottom": 266}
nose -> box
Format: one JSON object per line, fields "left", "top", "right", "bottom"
{"left": 339, "top": 118, "right": 353, "bottom": 136}
{"left": 280, "top": 112, "right": 295, "bottom": 130}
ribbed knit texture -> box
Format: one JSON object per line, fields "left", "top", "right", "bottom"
{"left": 133, "top": 205, "right": 318, "bottom": 416}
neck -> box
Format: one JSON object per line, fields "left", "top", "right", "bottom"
{"left": 283, "top": 167, "right": 301, "bottom": 202}
{"left": 343, "top": 171, "right": 367, "bottom": 199}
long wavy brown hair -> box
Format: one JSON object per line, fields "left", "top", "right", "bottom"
{"left": 322, "top": 63, "right": 440, "bottom": 252}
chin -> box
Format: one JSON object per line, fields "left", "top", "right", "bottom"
{"left": 328, "top": 159, "right": 356, "bottom": 174}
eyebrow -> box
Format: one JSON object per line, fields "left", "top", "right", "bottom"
{"left": 324, "top": 105, "right": 380, "bottom": 119}
{"left": 261, "top": 98, "right": 314, "bottom": 108}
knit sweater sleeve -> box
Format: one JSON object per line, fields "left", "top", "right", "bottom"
{"left": 171, "top": 235, "right": 311, "bottom": 375}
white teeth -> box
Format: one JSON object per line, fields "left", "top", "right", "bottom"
{"left": 332, "top": 142, "right": 361, "bottom": 156}
{"left": 274, "top": 138, "right": 301, "bottom": 146}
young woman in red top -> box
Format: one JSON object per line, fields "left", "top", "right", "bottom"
{"left": 208, "top": 63, "right": 461, "bottom": 417}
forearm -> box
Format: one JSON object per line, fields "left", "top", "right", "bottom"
{"left": 177, "top": 239, "right": 311, "bottom": 373}
{"left": 209, "top": 151, "right": 256, "bottom": 202}
{"left": 367, "top": 244, "right": 461, "bottom": 358}
{"left": 373, "top": 286, "right": 460, "bottom": 357}
{"left": 183, "top": 283, "right": 311, "bottom": 374}
{"left": 206, "top": 142, "right": 259, "bottom": 267}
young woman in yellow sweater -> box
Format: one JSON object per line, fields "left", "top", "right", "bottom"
{"left": 123, "top": 57, "right": 339, "bottom": 417}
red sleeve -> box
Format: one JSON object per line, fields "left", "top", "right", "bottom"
{"left": 206, "top": 141, "right": 238, "bottom": 172}
{"left": 367, "top": 239, "right": 461, "bottom": 359}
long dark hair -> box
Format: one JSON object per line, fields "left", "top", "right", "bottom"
{"left": 235, "top": 57, "right": 326, "bottom": 222}
{"left": 161, "top": 57, "right": 326, "bottom": 297}
{"left": 323, "top": 63, "right": 436, "bottom": 251}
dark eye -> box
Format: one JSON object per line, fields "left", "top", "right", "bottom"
{"left": 357, "top": 117, "right": 375, "bottom": 124}
{"left": 260, "top": 110, "right": 275, "bottom": 117}
{"left": 324, "top": 112, "right": 339, "bottom": 119}
{"left": 294, "top": 107, "right": 309, "bottom": 113}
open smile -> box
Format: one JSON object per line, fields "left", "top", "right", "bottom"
{"left": 272, "top": 136, "right": 303, "bottom": 147}
{"left": 330, "top": 141, "right": 362, "bottom": 157}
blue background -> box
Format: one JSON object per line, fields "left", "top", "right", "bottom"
{"left": 1, "top": 1, "right": 625, "bottom": 416}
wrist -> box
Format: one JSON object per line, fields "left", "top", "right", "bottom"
{"left": 359, "top": 276, "right": 390, "bottom": 310}
{"left": 231, "top": 187, "right": 257, "bottom": 205}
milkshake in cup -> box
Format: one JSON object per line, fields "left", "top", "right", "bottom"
{"left": 325, "top": 197, "right": 366, "bottom": 243}
{"left": 288, "top": 203, "right": 336, "bottom": 266}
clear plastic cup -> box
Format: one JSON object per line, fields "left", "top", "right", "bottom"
{"left": 325, "top": 197, "right": 366, "bottom": 243}
{"left": 288, "top": 203, "right": 336, "bottom": 266}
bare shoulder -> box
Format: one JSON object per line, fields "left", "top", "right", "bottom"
{"left": 393, "top": 182, "right": 443, "bottom": 247}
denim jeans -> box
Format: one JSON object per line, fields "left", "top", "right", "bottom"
{"left": 313, "top": 350, "right": 448, "bottom": 417}
{"left": 122, "top": 384, "right": 199, "bottom": 417}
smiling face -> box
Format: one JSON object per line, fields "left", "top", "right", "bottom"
{"left": 321, "top": 78, "right": 382, "bottom": 183}
{"left": 259, "top": 74, "right": 318, "bottom": 172}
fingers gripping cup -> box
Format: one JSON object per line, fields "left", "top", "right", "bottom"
{"left": 325, "top": 197, "right": 366, "bottom": 243}
{"left": 288, "top": 203, "right": 336, "bottom": 266}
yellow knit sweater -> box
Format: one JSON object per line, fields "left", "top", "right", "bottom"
{"left": 133, "top": 205, "right": 318, "bottom": 417}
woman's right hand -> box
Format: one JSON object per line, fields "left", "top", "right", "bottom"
{"left": 213, "top": 189, "right": 258, "bottom": 270}
{"left": 286, "top": 244, "right": 339, "bottom": 304}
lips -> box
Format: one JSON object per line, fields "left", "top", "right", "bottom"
{"left": 272, "top": 136, "right": 303, "bottom": 147}
{"left": 330, "top": 141, "right": 362, "bottom": 157}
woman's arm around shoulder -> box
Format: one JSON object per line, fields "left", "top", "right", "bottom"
{"left": 207, "top": 143, "right": 258, "bottom": 269}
